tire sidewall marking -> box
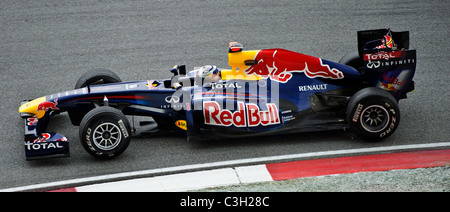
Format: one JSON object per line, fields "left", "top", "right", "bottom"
{"left": 379, "top": 108, "right": 398, "bottom": 138}
{"left": 352, "top": 103, "right": 364, "bottom": 122}
{"left": 117, "top": 119, "right": 129, "bottom": 138}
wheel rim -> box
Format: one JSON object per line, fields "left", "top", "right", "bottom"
{"left": 93, "top": 122, "right": 122, "bottom": 151}
{"left": 360, "top": 105, "right": 390, "bottom": 133}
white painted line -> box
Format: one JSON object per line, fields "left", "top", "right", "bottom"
{"left": 235, "top": 165, "right": 273, "bottom": 184}
{"left": 1, "top": 142, "right": 449, "bottom": 192}
{"left": 77, "top": 165, "right": 273, "bottom": 192}
{"left": 77, "top": 168, "right": 240, "bottom": 192}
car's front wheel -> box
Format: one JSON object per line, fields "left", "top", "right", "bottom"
{"left": 79, "top": 106, "right": 131, "bottom": 159}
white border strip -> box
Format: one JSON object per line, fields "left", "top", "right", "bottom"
{"left": 2, "top": 142, "right": 449, "bottom": 192}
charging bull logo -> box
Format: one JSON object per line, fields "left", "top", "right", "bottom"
{"left": 244, "top": 49, "right": 344, "bottom": 83}
{"left": 37, "top": 99, "right": 59, "bottom": 112}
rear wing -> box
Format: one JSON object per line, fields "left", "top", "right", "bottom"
{"left": 357, "top": 28, "right": 410, "bottom": 56}
{"left": 357, "top": 29, "right": 416, "bottom": 99}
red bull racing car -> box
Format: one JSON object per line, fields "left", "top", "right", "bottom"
{"left": 19, "top": 29, "right": 416, "bottom": 160}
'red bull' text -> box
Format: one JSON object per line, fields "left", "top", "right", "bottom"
{"left": 203, "top": 101, "right": 280, "bottom": 127}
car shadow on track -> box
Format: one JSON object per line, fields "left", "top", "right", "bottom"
{"left": 185, "top": 130, "right": 370, "bottom": 149}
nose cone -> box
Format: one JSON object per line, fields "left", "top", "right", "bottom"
{"left": 19, "top": 97, "right": 46, "bottom": 118}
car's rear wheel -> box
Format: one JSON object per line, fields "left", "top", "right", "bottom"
{"left": 79, "top": 106, "right": 131, "bottom": 159}
{"left": 339, "top": 51, "right": 363, "bottom": 70}
{"left": 347, "top": 87, "right": 400, "bottom": 141}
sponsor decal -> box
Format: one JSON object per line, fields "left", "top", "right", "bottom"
{"left": 203, "top": 101, "right": 280, "bottom": 127}
{"left": 162, "top": 95, "right": 187, "bottom": 110}
{"left": 26, "top": 117, "right": 38, "bottom": 126}
{"left": 33, "top": 133, "right": 51, "bottom": 143}
{"left": 377, "top": 70, "right": 410, "bottom": 92}
{"left": 211, "top": 82, "right": 242, "bottom": 90}
{"left": 25, "top": 141, "right": 64, "bottom": 151}
{"left": 175, "top": 120, "right": 187, "bottom": 130}
{"left": 352, "top": 104, "right": 364, "bottom": 122}
{"left": 366, "top": 60, "right": 381, "bottom": 69}
{"left": 366, "top": 58, "right": 415, "bottom": 69}
{"left": 37, "top": 99, "right": 59, "bottom": 112}
{"left": 25, "top": 133, "right": 67, "bottom": 151}
{"left": 298, "top": 84, "right": 328, "bottom": 92}
{"left": 165, "top": 96, "right": 180, "bottom": 103}
{"left": 380, "top": 109, "right": 397, "bottom": 138}
{"left": 381, "top": 74, "right": 405, "bottom": 87}
{"left": 32, "top": 133, "right": 67, "bottom": 143}
{"left": 117, "top": 120, "right": 129, "bottom": 138}
{"left": 126, "top": 83, "right": 139, "bottom": 89}
{"left": 363, "top": 51, "right": 404, "bottom": 61}
{"left": 282, "top": 114, "right": 295, "bottom": 123}
{"left": 160, "top": 104, "right": 185, "bottom": 110}
{"left": 86, "top": 127, "right": 95, "bottom": 151}
{"left": 364, "top": 51, "right": 415, "bottom": 69}
{"left": 90, "top": 85, "right": 123, "bottom": 92}
{"left": 244, "top": 49, "right": 344, "bottom": 83}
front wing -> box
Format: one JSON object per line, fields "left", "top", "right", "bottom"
{"left": 21, "top": 101, "right": 69, "bottom": 160}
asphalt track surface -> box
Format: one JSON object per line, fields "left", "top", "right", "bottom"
{"left": 0, "top": 0, "right": 449, "bottom": 190}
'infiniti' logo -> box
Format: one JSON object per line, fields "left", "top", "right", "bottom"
{"left": 165, "top": 96, "right": 180, "bottom": 103}
{"left": 366, "top": 60, "right": 381, "bottom": 69}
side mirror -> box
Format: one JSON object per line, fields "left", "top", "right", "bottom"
{"left": 244, "top": 60, "right": 258, "bottom": 66}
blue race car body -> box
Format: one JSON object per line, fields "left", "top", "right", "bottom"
{"left": 19, "top": 29, "right": 416, "bottom": 160}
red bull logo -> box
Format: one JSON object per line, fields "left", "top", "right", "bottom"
{"left": 244, "top": 49, "right": 344, "bottom": 83}
{"left": 37, "top": 99, "right": 59, "bottom": 112}
{"left": 33, "top": 133, "right": 52, "bottom": 143}
{"left": 26, "top": 117, "right": 38, "bottom": 126}
{"left": 203, "top": 101, "right": 280, "bottom": 127}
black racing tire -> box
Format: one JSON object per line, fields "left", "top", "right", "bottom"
{"left": 346, "top": 87, "right": 400, "bottom": 141}
{"left": 70, "top": 69, "right": 122, "bottom": 126}
{"left": 75, "top": 68, "right": 122, "bottom": 89}
{"left": 79, "top": 106, "right": 131, "bottom": 159}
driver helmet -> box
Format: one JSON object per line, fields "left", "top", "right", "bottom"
{"left": 197, "top": 65, "right": 221, "bottom": 82}
{"left": 197, "top": 65, "right": 219, "bottom": 77}
{"left": 376, "top": 30, "right": 396, "bottom": 50}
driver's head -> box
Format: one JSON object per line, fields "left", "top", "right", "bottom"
{"left": 198, "top": 65, "right": 221, "bottom": 81}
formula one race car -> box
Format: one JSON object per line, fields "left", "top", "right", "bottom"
{"left": 19, "top": 29, "right": 416, "bottom": 160}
